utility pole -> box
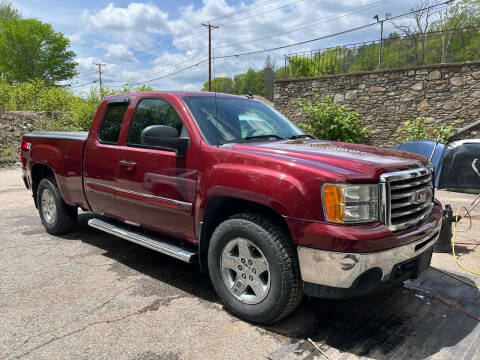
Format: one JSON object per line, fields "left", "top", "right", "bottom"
{"left": 93, "top": 62, "right": 106, "bottom": 94}
{"left": 202, "top": 22, "right": 218, "bottom": 92}
{"left": 374, "top": 13, "right": 391, "bottom": 70}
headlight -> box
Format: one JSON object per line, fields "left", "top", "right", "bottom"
{"left": 322, "top": 184, "right": 378, "bottom": 223}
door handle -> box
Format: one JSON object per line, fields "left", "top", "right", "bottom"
{"left": 119, "top": 160, "right": 137, "bottom": 174}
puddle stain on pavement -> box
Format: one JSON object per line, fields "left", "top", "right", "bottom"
{"left": 269, "top": 268, "right": 480, "bottom": 360}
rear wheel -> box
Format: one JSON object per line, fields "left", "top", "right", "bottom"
{"left": 37, "top": 177, "right": 77, "bottom": 235}
{"left": 208, "top": 214, "right": 302, "bottom": 324}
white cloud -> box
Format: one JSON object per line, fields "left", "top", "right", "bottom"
{"left": 76, "top": 57, "right": 95, "bottom": 72}
{"left": 67, "top": 31, "right": 85, "bottom": 45}
{"left": 97, "top": 43, "right": 137, "bottom": 63}
{"left": 81, "top": 2, "right": 170, "bottom": 50}
{"left": 65, "top": 0, "right": 423, "bottom": 92}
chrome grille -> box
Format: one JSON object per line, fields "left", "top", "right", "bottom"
{"left": 380, "top": 166, "right": 434, "bottom": 231}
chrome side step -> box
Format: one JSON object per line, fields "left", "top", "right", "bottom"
{"left": 88, "top": 218, "right": 198, "bottom": 263}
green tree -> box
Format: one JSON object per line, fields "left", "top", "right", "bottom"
{"left": 274, "top": 66, "right": 287, "bottom": 79}
{"left": 239, "top": 68, "right": 257, "bottom": 94}
{"left": 254, "top": 69, "right": 265, "bottom": 96}
{"left": 233, "top": 74, "right": 243, "bottom": 94}
{"left": 201, "top": 77, "right": 234, "bottom": 93}
{"left": 263, "top": 55, "right": 275, "bottom": 101}
{"left": 0, "top": 0, "right": 20, "bottom": 22}
{"left": 0, "top": 18, "right": 77, "bottom": 84}
{"left": 289, "top": 57, "right": 315, "bottom": 77}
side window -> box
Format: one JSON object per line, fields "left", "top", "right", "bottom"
{"left": 127, "top": 98, "right": 184, "bottom": 146}
{"left": 98, "top": 103, "right": 128, "bottom": 144}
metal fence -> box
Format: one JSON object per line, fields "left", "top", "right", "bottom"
{"left": 283, "top": 27, "right": 480, "bottom": 79}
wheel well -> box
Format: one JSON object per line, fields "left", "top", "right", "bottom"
{"left": 31, "top": 164, "right": 55, "bottom": 207}
{"left": 199, "top": 196, "right": 291, "bottom": 272}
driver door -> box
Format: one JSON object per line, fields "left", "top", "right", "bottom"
{"left": 114, "top": 97, "right": 198, "bottom": 242}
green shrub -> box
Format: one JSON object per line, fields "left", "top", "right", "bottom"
{"left": 395, "top": 117, "right": 454, "bottom": 144}
{"left": 293, "top": 95, "right": 370, "bottom": 143}
{"left": 0, "top": 79, "right": 154, "bottom": 131}
{"left": 0, "top": 79, "right": 77, "bottom": 112}
{"left": 0, "top": 145, "right": 15, "bottom": 164}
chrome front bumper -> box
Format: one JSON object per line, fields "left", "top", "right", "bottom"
{"left": 297, "top": 225, "right": 441, "bottom": 289}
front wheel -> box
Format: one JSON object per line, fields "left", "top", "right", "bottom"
{"left": 37, "top": 177, "right": 77, "bottom": 235}
{"left": 208, "top": 214, "right": 303, "bottom": 324}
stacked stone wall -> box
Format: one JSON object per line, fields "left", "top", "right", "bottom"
{"left": 274, "top": 62, "right": 480, "bottom": 146}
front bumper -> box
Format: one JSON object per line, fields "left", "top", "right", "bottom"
{"left": 297, "top": 221, "right": 441, "bottom": 297}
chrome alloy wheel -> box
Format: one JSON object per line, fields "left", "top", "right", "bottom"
{"left": 220, "top": 238, "right": 271, "bottom": 304}
{"left": 41, "top": 188, "right": 56, "bottom": 224}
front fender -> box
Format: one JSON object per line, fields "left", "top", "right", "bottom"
{"left": 195, "top": 163, "right": 308, "bottom": 225}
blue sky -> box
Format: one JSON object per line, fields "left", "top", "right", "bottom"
{"left": 14, "top": 0, "right": 445, "bottom": 93}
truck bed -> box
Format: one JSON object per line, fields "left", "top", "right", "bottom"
{"left": 22, "top": 131, "right": 89, "bottom": 209}
{"left": 23, "top": 131, "right": 88, "bottom": 141}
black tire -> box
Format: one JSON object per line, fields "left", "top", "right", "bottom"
{"left": 208, "top": 213, "right": 303, "bottom": 324}
{"left": 37, "top": 177, "right": 77, "bottom": 235}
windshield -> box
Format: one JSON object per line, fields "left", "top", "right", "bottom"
{"left": 182, "top": 96, "right": 305, "bottom": 145}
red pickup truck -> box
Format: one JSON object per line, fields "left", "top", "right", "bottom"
{"left": 21, "top": 91, "right": 442, "bottom": 324}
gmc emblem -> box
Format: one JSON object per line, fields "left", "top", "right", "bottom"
{"left": 413, "top": 188, "right": 431, "bottom": 204}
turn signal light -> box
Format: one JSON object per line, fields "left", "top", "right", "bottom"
{"left": 322, "top": 184, "right": 345, "bottom": 223}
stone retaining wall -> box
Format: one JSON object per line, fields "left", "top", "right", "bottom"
{"left": 274, "top": 62, "right": 480, "bottom": 146}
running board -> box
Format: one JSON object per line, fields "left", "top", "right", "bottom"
{"left": 88, "top": 218, "right": 198, "bottom": 263}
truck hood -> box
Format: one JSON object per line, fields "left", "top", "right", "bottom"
{"left": 230, "top": 139, "right": 429, "bottom": 180}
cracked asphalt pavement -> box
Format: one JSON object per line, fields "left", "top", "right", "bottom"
{"left": 1, "top": 168, "right": 479, "bottom": 360}
{"left": 0, "top": 169, "right": 315, "bottom": 360}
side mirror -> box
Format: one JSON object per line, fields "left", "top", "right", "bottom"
{"left": 141, "top": 125, "right": 189, "bottom": 156}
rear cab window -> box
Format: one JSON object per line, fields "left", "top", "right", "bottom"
{"left": 98, "top": 103, "right": 129, "bottom": 144}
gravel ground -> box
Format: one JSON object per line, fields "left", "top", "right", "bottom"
{"left": 1, "top": 168, "right": 479, "bottom": 360}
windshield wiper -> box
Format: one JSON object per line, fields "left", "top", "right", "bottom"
{"left": 289, "top": 134, "right": 315, "bottom": 139}
{"left": 219, "top": 138, "right": 247, "bottom": 145}
{"left": 244, "top": 134, "right": 287, "bottom": 140}
{"left": 219, "top": 134, "right": 286, "bottom": 146}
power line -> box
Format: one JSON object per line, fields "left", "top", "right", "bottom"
{"left": 72, "top": 2, "right": 284, "bottom": 79}
{"left": 107, "top": 2, "right": 279, "bottom": 65}
{"left": 111, "top": 0, "right": 373, "bottom": 71}
{"left": 72, "top": 29, "right": 207, "bottom": 82}
{"left": 214, "top": 0, "right": 454, "bottom": 60}
{"left": 107, "top": 1, "right": 438, "bottom": 88}
{"left": 105, "top": 27, "right": 207, "bottom": 65}
{"left": 109, "top": 0, "right": 390, "bottom": 83}
{"left": 217, "top": 23, "right": 379, "bottom": 59}
{"left": 76, "top": 0, "right": 285, "bottom": 68}
{"left": 274, "top": 24, "right": 477, "bottom": 61}
{"left": 77, "top": 0, "right": 453, "bottom": 89}
{"left": 206, "top": 0, "right": 281, "bottom": 23}
{"left": 67, "top": 80, "right": 97, "bottom": 88}
{"left": 106, "top": 53, "right": 206, "bottom": 84}
{"left": 213, "top": 0, "right": 392, "bottom": 50}
{"left": 104, "top": 1, "right": 284, "bottom": 65}
{"left": 70, "top": 0, "right": 343, "bottom": 78}
{"left": 215, "top": 0, "right": 305, "bottom": 27}
{"left": 70, "top": 0, "right": 444, "bottom": 83}
{"left": 126, "top": 59, "right": 209, "bottom": 86}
